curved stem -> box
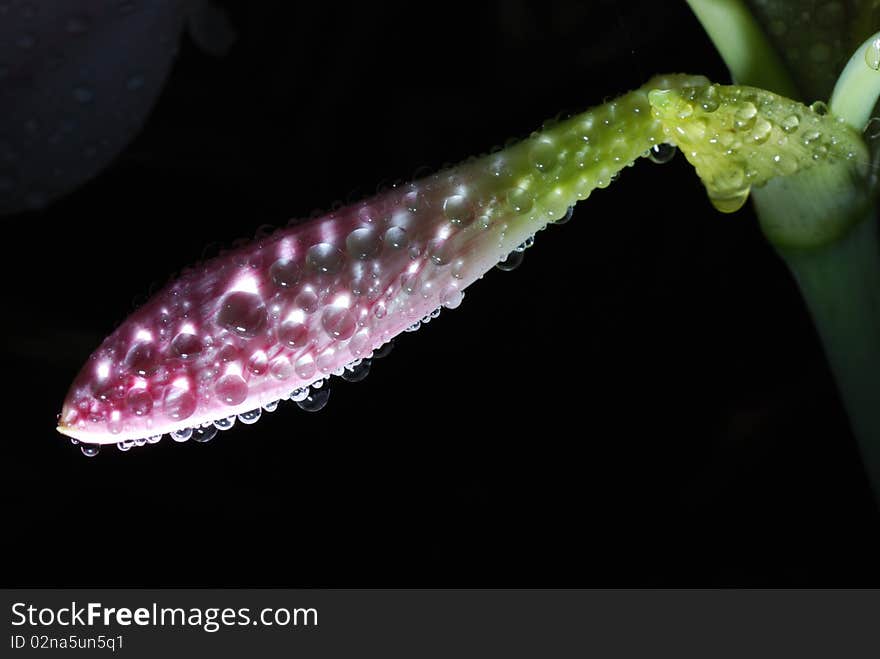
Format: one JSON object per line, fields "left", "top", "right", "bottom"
{"left": 684, "top": 0, "right": 799, "bottom": 99}
{"left": 829, "top": 31, "right": 880, "bottom": 133}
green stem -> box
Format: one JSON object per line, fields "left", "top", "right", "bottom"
{"left": 778, "top": 215, "right": 880, "bottom": 501}
{"left": 829, "top": 30, "right": 880, "bottom": 133}
{"left": 684, "top": 0, "right": 800, "bottom": 99}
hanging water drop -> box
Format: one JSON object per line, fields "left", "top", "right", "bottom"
{"left": 80, "top": 444, "right": 100, "bottom": 457}
{"left": 864, "top": 117, "right": 880, "bottom": 140}
{"left": 238, "top": 408, "right": 262, "bottom": 425}
{"left": 214, "top": 415, "right": 236, "bottom": 430}
{"left": 171, "top": 427, "right": 193, "bottom": 442}
{"left": 342, "top": 359, "right": 372, "bottom": 382}
{"left": 296, "top": 386, "right": 331, "bottom": 412}
{"left": 404, "top": 321, "right": 421, "bottom": 332}
{"left": 263, "top": 400, "right": 280, "bottom": 412}
{"left": 373, "top": 340, "right": 395, "bottom": 359}
{"left": 117, "top": 439, "right": 134, "bottom": 452}
{"left": 289, "top": 387, "right": 309, "bottom": 402}
{"left": 192, "top": 426, "right": 219, "bottom": 443}
{"left": 146, "top": 434, "right": 163, "bottom": 444}
{"left": 648, "top": 143, "right": 675, "bottom": 164}
{"left": 555, "top": 205, "right": 575, "bottom": 225}
{"left": 514, "top": 236, "right": 535, "bottom": 252}
{"left": 496, "top": 251, "right": 524, "bottom": 271}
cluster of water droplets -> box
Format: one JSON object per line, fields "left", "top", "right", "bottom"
{"left": 73, "top": 344, "right": 399, "bottom": 457}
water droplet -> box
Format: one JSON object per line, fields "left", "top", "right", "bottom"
{"left": 289, "top": 387, "right": 309, "bottom": 402}
{"left": 864, "top": 117, "right": 880, "bottom": 140}
{"left": 781, "top": 114, "right": 800, "bottom": 133}
{"left": 648, "top": 143, "right": 676, "bottom": 164}
{"left": 508, "top": 188, "right": 533, "bottom": 214}
{"left": 306, "top": 242, "right": 345, "bottom": 274}
{"left": 117, "top": 440, "right": 134, "bottom": 452}
{"left": 346, "top": 227, "right": 381, "bottom": 260}
{"left": 171, "top": 332, "right": 202, "bottom": 359}
{"left": 429, "top": 239, "right": 454, "bottom": 266}
{"left": 192, "top": 426, "right": 218, "bottom": 443}
{"left": 294, "top": 353, "right": 317, "bottom": 379}
{"left": 384, "top": 226, "right": 408, "bottom": 249}
{"left": 802, "top": 129, "right": 822, "bottom": 145}
{"left": 373, "top": 340, "right": 394, "bottom": 359}
{"left": 751, "top": 117, "right": 772, "bottom": 144}
{"left": 238, "top": 408, "right": 262, "bottom": 425}
{"left": 529, "top": 139, "right": 558, "bottom": 171}
{"left": 270, "top": 259, "right": 301, "bottom": 288}
{"left": 734, "top": 102, "right": 757, "bottom": 130}
{"left": 496, "top": 251, "right": 524, "bottom": 271}
{"left": 341, "top": 359, "right": 371, "bottom": 382}
{"left": 126, "top": 388, "right": 152, "bottom": 416}
{"left": 247, "top": 350, "right": 268, "bottom": 376}
{"left": 163, "top": 383, "right": 196, "bottom": 421}
{"left": 269, "top": 356, "right": 293, "bottom": 380}
{"left": 699, "top": 85, "right": 720, "bottom": 113}
{"left": 81, "top": 444, "right": 100, "bottom": 457}
{"left": 125, "top": 342, "right": 157, "bottom": 376}
{"left": 294, "top": 288, "right": 319, "bottom": 314}
{"left": 296, "top": 386, "right": 330, "bottom": 412}
{"left": 440, "top": 284, "right": 464, "bottom": 309}
{"left": 866, "top": 38, "right": 880, "bottom": 71}
{"left": 404, "top": 321, "right": 421, "bottom": 332}
{"left": 216, "top": 373, "right": 248, "bottom": 406}
{"left": 514, "top": 236, "right": 535, "bottom": 252}
{"left": 73, "top": 86, "right": 93, "bottom": 103}
{"left": 708, "top": 187, "right": 751, "bottom": 213}
{"left": 213, "top": 415, "right": 236, "bottom": 430}
{"left": 170, "top": 427, "right": 193, "bottom": 442}
{"left": 263, "top": 400, "right": 279, "bottom": 412}
{"left": 443, "top": 194, "right": 474, "bottom": 225}
{"left": 216, "top": 291, "right": 267, "bottom": 338}
{"left": 555, "top": 206, "right": 575, "bottom": 225}
{"left": 809, "top": 101, "right": 828, "bottom": 116}
{"left": 322, "top": 306, "right": 357, "bottom": 340}
{"left": 146, "top": 434, "right": 162, "bottom": 444}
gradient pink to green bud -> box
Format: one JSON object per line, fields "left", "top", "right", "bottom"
{"left": 56, "top": 73, "right": 864, "bottom": 451}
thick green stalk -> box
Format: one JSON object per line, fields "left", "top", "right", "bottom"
{"left": 779, "top": 216, "right": 880, "bottom": 495}
{"left": 687, "top": 1, "right": 880, "bottom": 501}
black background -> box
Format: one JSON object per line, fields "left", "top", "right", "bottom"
{"left": 2, "top": 1, "right": 879, "bottom": 586}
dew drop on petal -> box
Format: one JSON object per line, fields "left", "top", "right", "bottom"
{"left": 346, "top": 227, "right": 381, "bottom": 260}
{"left": 384, "top": 226, "right": 408, "bottom": 249}
{"left": 216, "top": 291, "right": 267, "bottom": 338}
{"left": 216, "top": 373, "right": 248, "bottom": 406}
{"left": 163, "top": 383, "right": 196, "bottom": 421}
{"left": 270, "top": 259, "right": 301, "bottom": 288}
{"left": 296, "top": 386, "right": 331, "bottom": 412}
{"left": 80, "top": 444, "right": 100, "bottom": 457}
{"left": 306, "top": 242, "right": 345, "bottom": 274}
{"left": 238, "top": 408, "right": 262, "bottom": 425}
{"left": 443, "top": 194, "right": 474, "bottom": 225}
{"left": 126, "top": 388, "right": 152, "bottom": 416}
